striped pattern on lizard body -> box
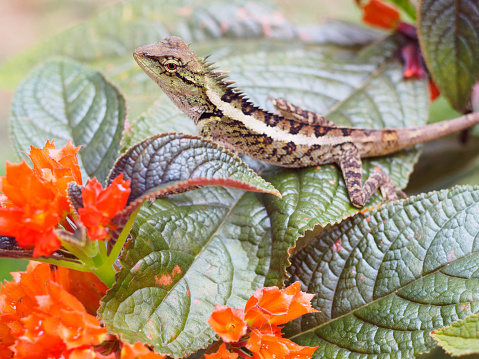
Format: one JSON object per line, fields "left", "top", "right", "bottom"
{"left": 133, "top": 36, "right": 479, "bottom": 208}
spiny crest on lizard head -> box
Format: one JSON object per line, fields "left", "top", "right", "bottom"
{"left": 134, "top": 36, "right": 261, "bottom": 123}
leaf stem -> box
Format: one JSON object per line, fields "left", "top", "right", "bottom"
{"left": 33, "top": 257, "right": 87, "bottom": 272}
{"left": 105, "top": 207, "right": 140, "bottom": 268}
{"left": 61, "top": 242, "right": 94, "bottom": 267}
{"left": 92, "top": 207, "right": 141, "bottom": 287}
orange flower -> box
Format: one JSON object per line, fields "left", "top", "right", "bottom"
{"left": 205, "top": 343, "right": 239, "bottom": 359}
{"left": 246, "top": 329, "right": 317, "bottom": 359}
{"left": 0, "top": 263, "right": 108, "bottom": 358}
{"left": 359, "top": 0, "right": 400, "bottom": 30}
{"left": 78, "top": 174, "right": 131, "bottom": 241}
{"left": 53, "top": 266, "right": 108, "bottom": 316}
{"left": 208, "top": 305, "right": 248, "bottom": 343}
{"left": 0, "top": 161, "right": 61, "bottom": 257}
{"left": 28, "top": 140, "right": 82, "bottom": 216}
{"left": 246, "top": 329, "right": 290, "bottom": 359}
{"left": 285, "top": 345, "right": 318, "bottom": 359}
{"left": 120, "top": 342, "right": 166, "bottom": 359}
{"left": 244, "top": 282, "right": 317, "bottom": 327}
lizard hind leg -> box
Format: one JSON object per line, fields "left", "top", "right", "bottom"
{"left": 337, "top": 143, "right": 406, "bottom": 208}
{"left": 271, "top": 97, "right": 337, "bottom": 127}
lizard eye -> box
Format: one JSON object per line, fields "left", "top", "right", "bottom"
{"left": 165, "top": 61, "right": 178, "bottom": 71}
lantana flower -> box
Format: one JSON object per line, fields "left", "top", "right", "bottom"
{"left": 121, "top": 341, "right": 166, "bottom": 359}
{"left": 78, "top": 174, "right": 131, "bottom": 241}
{"left": 205, "top": 343, "right": 239, "bottom": 359}
{"left": 207, "top": 282, "right": 318, "bottom": 359}
{"left": 0, "top": 140, "right": 84, "bottom": 256}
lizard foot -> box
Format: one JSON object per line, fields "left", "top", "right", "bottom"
{"left": 379, "top": 180, "right": 407, "bottom": 204}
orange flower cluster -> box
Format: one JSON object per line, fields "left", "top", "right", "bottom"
{"left": 78, "top": 175, "right": 131, "bottom": 241}
{"left": 0, "top": 141, "right": 81, "bottom": 257}
{"left": 207, "top": 282, "right": 318, "bottom": 359}
{"left": 0, "top": 140, "right": 132, "bottom": 256}
{"left": 0, "top": 262, "right": 165, "bottom": 359}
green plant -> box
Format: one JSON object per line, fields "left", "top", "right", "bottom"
{"left": 1, "top": 0, "right": 479, "bottom": 358}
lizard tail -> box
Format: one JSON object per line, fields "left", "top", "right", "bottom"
{"left": 392, "top": 111, "right": 479, "bottom": 153}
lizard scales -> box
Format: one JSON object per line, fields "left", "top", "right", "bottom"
{"left": 134, "top": 36, "right": 479, "bottom": 208}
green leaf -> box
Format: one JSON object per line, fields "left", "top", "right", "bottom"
{"left": 432, "top": 315, "right": 479, "bottom": 357}
{"left": 284, "top": 186, "right": 479, "bottom": 358}
{"left": 68, "top": 132, "right": 280, "bottom": 245}
{"left": 10, "top": 59, "right": 125, "bottom": 182}
{"left": 98, "top": 186, "right": 273, "bottom": 357}
{"left": 384, "top": 0, "right": 417, "bottom": 19}
{"left": 121, "top": 97, "right": 195, "bottom": 152}
{"left": 418, "top": 0, "right": 479, "bottom": 111}
{"left": 109, "top": 133, "right": 280, "bottom": 203}
{"left": 0, "top": 0, "right": 379, "bottom": 122}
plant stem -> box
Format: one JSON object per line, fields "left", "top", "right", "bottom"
{"left": 34, "top": 257, "right": 87, "bottom": 272}
{"left": 105, "top": 207, "right": 140, "bottom": 268}
{"left": 93, "top": 207, "right": 141, "bottom": 287}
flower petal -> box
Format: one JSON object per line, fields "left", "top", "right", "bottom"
{"left": 205, "top": 343, "right": 239, "bottom": 359}
{"left": 208, "top": 305, "right": 247, "bottom": 343}
{"left": 360, "top": 0, "right": 400, "bottom": 30}
{"left": 79, "top": 175, "right": 131, "bottom": 241}
{"left": 121, "top": 342, "right": 167, "bottom": 359}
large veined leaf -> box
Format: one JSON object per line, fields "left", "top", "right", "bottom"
{"left": 121, "top": 97, "right": 195, "bottom": 152}
{"left": 284, "top": 186, "right": 479, "bottom": 358}
{"left": 99, "top": 187, "right": 273, "bottom": 357}
{"left": 432, "top": 314, "right": 479, "bottom": 356}
{"left": 109, "top": 133, "right": 280, "bottom": 205}
{"left": 10, "top": 59, "right": 125, "bottom": 182}
{"left": 418, "top": 0, "right": 479, "bottom": 111}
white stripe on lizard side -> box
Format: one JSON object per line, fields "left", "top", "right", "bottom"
{"left": 206, "top": 90, "right": 352, "bottom": 146}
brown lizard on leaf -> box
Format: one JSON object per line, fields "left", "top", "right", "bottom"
{"left": 133, "top": 36, "right": 479, "bottom": 208}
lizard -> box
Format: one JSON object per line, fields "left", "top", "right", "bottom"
{"left": 133, "top": 36, "right": 479, "bottom": 208}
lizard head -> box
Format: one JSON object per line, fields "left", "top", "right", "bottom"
{"left": 134, "top": 36, "right": 216, "bottom": 123}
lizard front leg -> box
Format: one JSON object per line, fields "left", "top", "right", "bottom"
{"left": 337, "top": 143, "right": 406, "bottom": 208}
{"left": 272, "top": 97, "right": 337, "bottom": 127}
